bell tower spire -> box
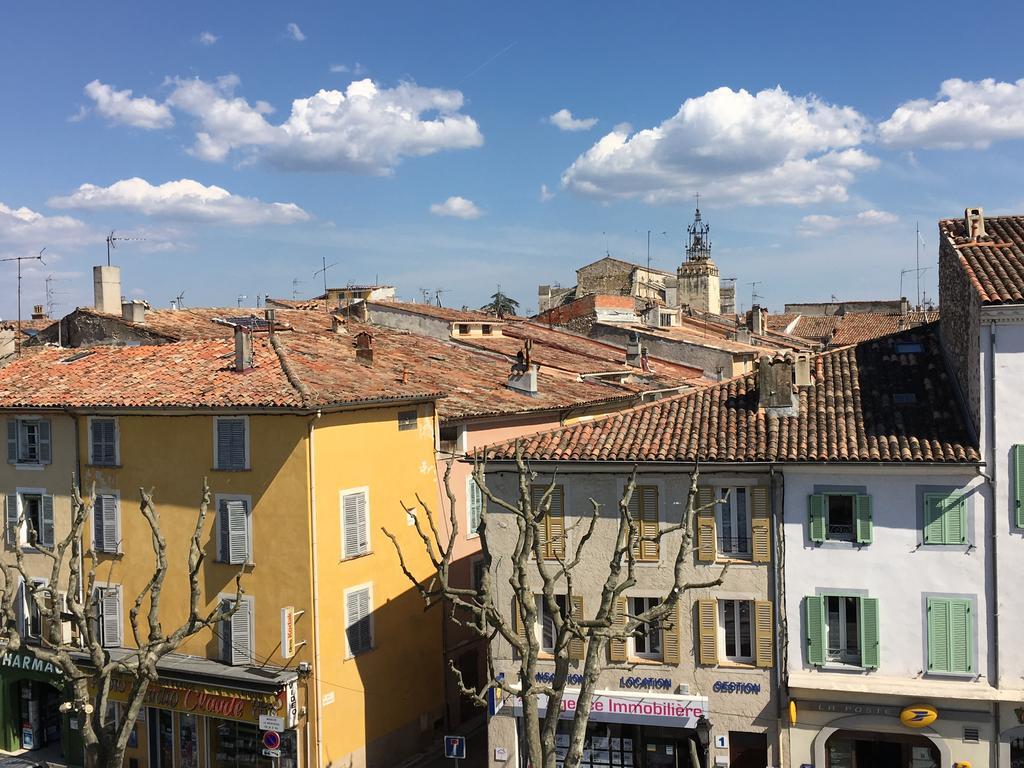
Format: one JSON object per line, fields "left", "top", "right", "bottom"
{"left": 676, "top": 194, "right": 721, "bottom": 314}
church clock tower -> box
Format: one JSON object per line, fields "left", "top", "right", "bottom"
{"left": 676, "top": 200, "right": 722, "bottom": 314}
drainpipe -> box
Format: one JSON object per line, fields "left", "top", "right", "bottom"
{"left": 769, "top": 464, "right": 788, "bottom": 768}
{"left": 985, "top": 322, "right": 1001, "bottom": 768}
{"left": 307, "top": 410, "right": 323, "bottom": 767}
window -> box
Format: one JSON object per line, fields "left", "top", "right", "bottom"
{"left": 5, "top": 492, "right": 54, "bottom": 547}
{"left": 467, "top": 476, "right": 483, "bottom": 536}
{"left": 482, "top": 324, "right": 492, "bottom": 335}
{"left": 341, "top": 488, "right": 369, "bottom": 558}
{"left": 217, "top": 496, "right": 252, "bottom": 565}
{"left": 536, "top": 594, "right": 569, "bottom": 653}
{"left": 808, "top": 493, "right": 873, "bottom": 544}
{"left": 927, "top": 597, "right": 973, "bottom": 674}
{"left": 717, "top": 488, "right": 750, "bottom": 558}
{"left": 530, "top": 484, "right": 565, "bottom": 560}
{"left": 471, "top": 558, "right": 486, "bottom": 591}
{"left": 345, "top": 584, "right": 373, "bottom": 656}
{"left": 96, "top": 585, "right": 123, "bottom": 648}
{"left": 923, "top": 493, "right": 967, "bottom": 545}
{"left": 397, "top": 410, "right": 418, "bottom": 431}
{"left": 457, "top": 324, "right": 469, "bottom": 335}
{"left": 805, "top": 594, "right": 879, "bottom": 668}
{"left": 720, "top": 600, "right": 753, "bottom": 663}
{"left": 630, "top": 596, "right": 662, "bottom": 659}
{"left": 628, "top": 485, "right": 659, "bottom": 561}
{"left": 6, "top": 418, "right": 51, "bottom": 465}
{"left": 89, "top": 417, "right": 118, "bottom": 466}
{"left": 214, "top": 417, "right": 248, "bottom": 470}
{"left": 93, "top": 493, "right": 121, "bottom": 553}
{"left": 439, "top": 425, "right": 459, "bottom": 454}
{"left": 220, "top": 595, "right": 253, "bottom": 665}
{"left": 17, "top": 579, "right": 47, "bottom": 639}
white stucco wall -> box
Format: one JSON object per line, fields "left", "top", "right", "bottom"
{"left": 782, "top": 465, "right": 989, "bottom": 682}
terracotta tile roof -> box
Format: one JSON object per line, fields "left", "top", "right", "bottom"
{"left": 486, "top": 323, "right": 978, "bottom": 464}
{"left": 767, "top": 311, "right": 939, "bottom": 346}
{"left": 1, "top": 318, "right": 56, "bottom": 334}
{"left": 367, "top": 299, "right": 520, "bottom": 322}
{"left": 66, "top": 306, "right": 340, "bottom": 341}
{"left": 940, "top": 214, "right": 1024, "bottom": 304}
{"left": 265, "top": 297, "right": 327, "bottom": 311}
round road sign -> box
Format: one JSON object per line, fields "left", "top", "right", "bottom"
{"left": 262, "top": 731, "right": 282, "bottom": 750}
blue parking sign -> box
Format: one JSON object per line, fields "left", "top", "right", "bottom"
{"left": 444, "top": 735, "right": 466, "bottom": 759}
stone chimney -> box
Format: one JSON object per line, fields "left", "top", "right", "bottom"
{"left": 757, "top": 353, "right": 795, "bottom": 409}
{"left": 354, "top": 331, "right": 374, "bottom": 365}
{"left": 30, "top": 305, "right": 46, "bottom": 321}
{"left": 965, "top": 207, "right": 986, "bottom": 240}
{"left": 750, "top": 304, "right": 767, "bottom": 336}
{"left": 121, "top": 300, "right": 146, "bottom": 324}
{"left": 93, "top": 266, "right": 122, "bottom": 315}
{"left": 625, "top": 332, "right": 643, "bottom": 367}
{"left": 234, "top": 326, "right": 254, "bottom": 371}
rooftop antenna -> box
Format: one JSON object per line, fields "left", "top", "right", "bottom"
{"left": 418, "top": 288, "right": 432, "bottom": 304}
{"left": 171, "top": 290, "right": 185, "bottom": 310}
{"left": 291, "top": 278, "right": 303, "bottom": 300}
{"left": 44, "top": 274, "right": 66, "bottom": 317}
{"left": 916, "top": 222, "right": 926, "bottom": 309}
{"left": 106, "top": 230, "right": 146, "bottom": 267}
{"left": 433, "top": 289, "right": 448, "bottom": 307}
{"left": 236, "top": 294, "right": 248, "bottom": 308}
{"left": 747, "top": 280, "right": 763, "bottom": 310}
{"left": 1, "top": 248, "right": 45, "bottom": 356}
{"left": 313, "top": 257, "right": 338, "bottom": 313}
{"left": 645, "top": 229, "right": 667, "bottom": 272}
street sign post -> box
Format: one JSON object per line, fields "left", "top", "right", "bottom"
{"left": 444, "top": 735, "right": 466, "bottom": 760}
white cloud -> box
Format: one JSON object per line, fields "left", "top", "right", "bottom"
{"left": 560, "top": 86, "right": 875, "bottom": 206}
{"left": 879, "top": 78, "right": 1024, "bottom": 149}
{"left": 198, "top": 31, "right": 219, "bottom": 45}
{"left": 286, "top": 22, "right": 306, "bottom": 41}
{"left": 84, "top": 80, "right": 174, "bottom": 129}
{"left": 0, "top": 202, "right": 90, "bottom": 249}
{"left": 162, "top": 75, "right": 482, "bottom": 173}
{"left": 798, "top": 209, "right": 899, "bottom": 237}
{"left": 430, "top": 196, "right": 482, "bottom": 220}
{"left": 331, "top": 62, "right": 367, "bottom": 76}
{"left": 330, "top": 64, "right": 349, "bottom": 73}
{"left": 548, "top": 108, "right": 598, "bottom": 132}
{"left": 539, "top": 184, "right": 555, "bottom": 202}
{"left": 49, "top": 178, "right": 310, "bottom": 226}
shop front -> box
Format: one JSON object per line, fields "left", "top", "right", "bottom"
{"left": 787, "top": 695, "right": 990, "bottom": 768}
{"left": 0, "top": 647, "right": 73, "bottom": 758}
{"left": 104, "top": 658, "right": 302, "bottom": 768}
{"left": 504, "top": 687, "right": 713, "bottom": 768}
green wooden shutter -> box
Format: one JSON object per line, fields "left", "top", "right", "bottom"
{"left": 808, "top": 495, "right": 826, "bottom": 543}
{"left": 855, "top": 495, "right": 873, "bottom": 544}
{"left": 927, "top": 597, "right": 949, "bottom": 672}
{"left": 949, "top": 600, "right": 972, "bottom": 673}
{"left": 805, "top": 596, "right": 825, "bottom": 666}
{"left": 923, "top": 493, "right": 945, "bottom": 544}
{"left": 1015, "top": 445, "right": 1024, "bottom": 528}
{"left": 943, "top": 496, "right": 967, "bottom": 545}
{"left": 859, "top": 597, "right": 880, "bottom": 668}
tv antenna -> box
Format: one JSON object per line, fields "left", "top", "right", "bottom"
{"left": 915, "top": 222, "right": 926, "bottom": 309}
{"left": 291, "top": 278, "right": 303, "bottom": 300}
{"left": 313, "top": 257, "right": 337, "bottom": 312}
{"left": 747, "top": 281, "right": 763, "bottom": 310}
{"left": 1, "top": 248, "right": 46, "bottom": 356}
{"left": 44, "top": 274, "right": 67, "bottom": 317}
{"left": 106, "top": 230, "right": 146, "bottom": 266}
{"left": 433, "top": 289, "right": 448, "bottom": 307}
{"left": 236, "top": 294, "right": 248, "bottom": 308}
{"left": 171, "top": 290, "right": 185, "bottom": 310}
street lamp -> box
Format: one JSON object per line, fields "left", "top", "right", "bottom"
{"left": 695, "top": 715, "right": 712, "bottom": 765}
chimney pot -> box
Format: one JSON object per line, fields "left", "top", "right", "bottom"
{"left": 750, "top": 304, "right": 767, "bottom": 336}
{"left": 757, "top": 353, "right": 796, "bottom": 409}
{"left": 965, "top": 206, "right": 986, "bottom": 240}
{"left": 354, "top": 331, "right": 374, "bottom": 365}
{"left": 234, "top": 326, "right": 254, "bottom": 371}
{"left": 625, "top": 331, "right": 642, "bottom": 367}
{"left": 93, "top": 265, "right": 122, "bottom": 315}
{"left": 31, "top": 305, "right": 46, "bottom": 321}
{"left": 121, "top": 300, "right": 146, "bottom": 324}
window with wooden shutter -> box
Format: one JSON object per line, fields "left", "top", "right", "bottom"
{"left": 531, "top": 485, "right": 565, "bottom": 560}
{"left": 221, "top": 597, "right": 253, "bottom": 665}
{"left": 808, "top": 495, "right": 826, "bottom": 543}
{"left": 345, "top": 586, "right": 373, "bottom": 656}
{"left": 754, "top": 600, "right": 774, "bottom": 668}
{"left": 854, "top": 495, "right": 873, "bottom": 544}
{"left": 40, "top": 495, "right": 54, "bottom": 547}
{"left": 608, "top": 596, "right": 628, "bottom": 662}
{"left": 927, "top": 597, "right": 972, "bottom": 674}
{"left": 662, "top": 601, "right": 680, "bottom": 665}
{"left": 695, "top": 487, "right": 716, "bottom": 562}
{"left": 567, "top": 596, "right": 585, "bottom": 660}
{"left": 89, "top": 417, "right": 118, "bottom": 466}
{"left": 467, "top": 477, "right": 483, "bottom": 535}
{"left": 94, "top": 494, "right": 120, "bottom": 553}
{"left": 6, "top": 420, "right": 16, "bottom": 464}
{"left": 98, "top": 586, "right": 122, "bottom": 648}
{"left": 923, "top": 493, "right": 967, "bottom": 545}
{"left": 218, "top": 498, "right": 251, "bottom": 564}
{"left": 859, "top": 597, "right": 880, "bottom": 668}
{"left": 215, "top": 417, "right": 248, "bottom": 471}
{"left": 1015, "top": 445, "right": 1024, "bottom": 529}
{"left": 5, "top": 493, "right": 18, "bottom": 547}
{"left": 696, "top": 599, "right": 718, "bottom": 665}
{"left": 751, "top": 488, "right": 771, "bottom": 563}
{"left": 628, "top": 485, "right": 659, "bottom": 561}
{"left": 341, "top": 489, "right": 369, "bottom": 558}
{"left": 805, "top": 595, "right": 826, "bottom": 666}
{"left": 511, "top": 596, "right": 530, "bottom": 646}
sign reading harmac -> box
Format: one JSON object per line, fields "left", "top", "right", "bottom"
{"left": 0, "top": 649, "right": 63, "bottom": 684}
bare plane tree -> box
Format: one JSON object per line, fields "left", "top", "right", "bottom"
{"left": 0, "top": 480, "right": 243, "bottom": 768}
{"left": 384, "top": 442, "right": 725, "bottom": 768}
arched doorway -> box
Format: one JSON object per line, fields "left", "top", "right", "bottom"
{"left": 812, "top": 714, "right": 950, "bottom": 768}
{"left": 825, "top": 728, "right": 940, "bottom": 767}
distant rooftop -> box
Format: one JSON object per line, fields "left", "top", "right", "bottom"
{"left": 940, "top": 213, "right": 1024, "bottom": 305}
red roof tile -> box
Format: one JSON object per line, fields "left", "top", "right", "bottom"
{"left": 940, "top": 214, "right": 1024, "bottom": 304}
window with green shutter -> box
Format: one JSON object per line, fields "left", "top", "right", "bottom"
{"left": 808, "top": 494, "right": 872, "bottom": 544}
{"left": 1014, "top": 445, "right": 1024, "bottom": 529}
{"left": 922, "top": 493, "right": 967, "bottom": 545}
{"left": 805, "top": 594, "right": 879, "bottom": 669}
{"left": 926, "top": 597, "right": 973, "bottom": 674}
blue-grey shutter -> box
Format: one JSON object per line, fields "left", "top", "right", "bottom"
{"left": 40, "top": 495, "right": 54, "bottom": 547}
{"left": 37, "top": 420, "right": 51, "bottom": 464}
{"left": 346, "top": 587, "right": 372, "bottom": 655}
{"left": 218, "top": 500, "right": 230, "bottom": 561}
{"left": 91, "top": 419, "right": 116, "bottom": 465}
{"left": 6, "top": 420, "right": 16, "bottom": 464}
{"left": 5, "top": 494, "right": 18, "bottom": 546}
{"left": 217, "top": 419, "right": 246, "bottom": 470}
{"left": 229, "top": 599, "right": 252, "bottom": 665}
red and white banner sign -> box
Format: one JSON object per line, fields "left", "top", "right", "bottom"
{"left": 508, "top": 688, "right": 708, "bottom": 728}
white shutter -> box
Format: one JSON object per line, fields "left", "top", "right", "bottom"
{"left": 226, "top": 500, "right": 249, "bottom": 565}
{"left": 100, "top": 587, "right": 122, "bottom": 647}
{"left": 40, "top": 495, "right": 54, "bottom": 547}
{"left": 468, "top": 478, "right": 483, "bottom": 534}
{"left": 342, "top": 491, "right": 368, "bottom": 558}
{"left": 37, "top": 420, "right": 51, "bottom": 464}
{"left": 6, "top": 493, "right": 18, "bottom": 546}
{"left": 346, "top": 587, "right": 372, "bottom": 655}
{"left": 229, "top": 599, "right": 252, "bottom": 665}
{"left": 95, "top": 495, "right": 118, "bottom": 553}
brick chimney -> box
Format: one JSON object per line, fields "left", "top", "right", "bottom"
{"left": 234, "top": 326, "right": 253, "bottom": 371}
{"left": 354, "top": 331, "right": 374, "bottom": 365}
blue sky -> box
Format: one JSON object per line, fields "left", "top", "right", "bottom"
{"left": 2, "top": 0, "right": 1023, "bottom": 319}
